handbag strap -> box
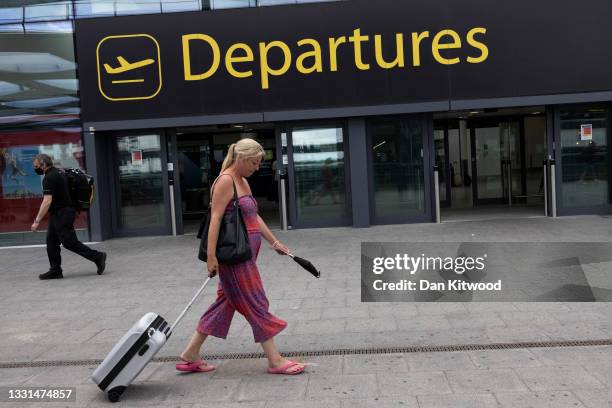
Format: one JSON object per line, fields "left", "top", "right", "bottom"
{"left": 209, "top": 173, "right": 238, "bottom": 206}
{"left": 210, "top": 174, "right": 245, "bottom": 241}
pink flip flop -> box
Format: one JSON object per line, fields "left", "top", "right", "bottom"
{"left": 267, "top": 360, "right": 305, "bottom": 375}
{"left": 175, "top": 358, "right": 216, "bottom": 373}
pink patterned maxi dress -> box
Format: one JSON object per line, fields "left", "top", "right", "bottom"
{"left": 197, "top": 195, "right": 287, "bottom": 343}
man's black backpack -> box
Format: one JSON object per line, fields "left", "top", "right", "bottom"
{"left": 62, "top": 168, "right": 94, "bottom": 211}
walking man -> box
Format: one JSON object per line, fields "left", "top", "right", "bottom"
{"left": 31, "top": 154, "right": 106, "bottom": 280}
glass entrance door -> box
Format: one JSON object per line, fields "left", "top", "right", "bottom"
{"left": 501, "top": 121, "right": 522, "bottom": 204}
{"left": 112, "top": 132, "right": 170, "bottom": 236}
{"left": 287, "top": 125, "right": 350, "bottom": 228}
{"left": 434, "top": 128, "right": 449, "bottom": 207}
{"left": 471, "top": 121, "right": 521, "bottom": 205}
{"left": 177, "top": 138, "right": 213, "bottom": 220}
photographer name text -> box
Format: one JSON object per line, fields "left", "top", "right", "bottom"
{"left": 372, "top": 279, "right": 502, "bottom": 291}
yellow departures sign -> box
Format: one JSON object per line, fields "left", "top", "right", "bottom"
{"left": 182, "top": 27, "right": 489, "bottom": 90}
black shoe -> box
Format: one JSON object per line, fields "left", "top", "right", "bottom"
{"left": 39, "top": 270, "right": 63, "bottom": 280}
{"left": 96, "top": 252, "right": 107, "bottom": 275}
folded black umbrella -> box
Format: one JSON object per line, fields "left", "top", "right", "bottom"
{"left": 287, "top": 253, "right": 320, "bottom": 278}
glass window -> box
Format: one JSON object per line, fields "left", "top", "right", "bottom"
{"left": 560, "top": 106, "right": 608, "bottom": 207}
{"left": 178, "top": 141, "right": 211, "bottom": 216}
{"left": 370, "top": 117, "right": 425, "bottom": 219}
{"left": 24, "top": 2, "right": 72, "bottom": 22}
{"left": 74, "top": 0, "right": 168, "bottom": 17}
{"left": 0, "top": 128, "right": 88, "bottom": 246}
{"left": 115, "top": 0, "right": 162, "bottom": 16}
{"left": 258, "top": 0, "right": 340, "bottom": 4}
{"left": 523, "top": 116, "right": 547, "bottom": 199}
{"left": 74, "top": 1, "right": 115, "bottom": 18}
{"left": 25, "top": 20, "right": 73, "bottom": 32}
{"left": 0, "top": 27, "right": 79, "bottom": 127}
{"left": 0, "top": 7, "right": 23, "bottom": 24}
{"left": 0, "top": 17, "right": 83, "bottom": 246}
{"left": 0, "top": 24, "right": 25, "bottom": 33}
{"left": 213, "top": 0, "right": 254, "bottom": 9}
{"left": 115, "top": 134, "right": 166, "bottom": 230}
{"left": 474, "top": 126, "right": 502, "bottom": 200}
{"left": 161, "top": 0, "right": 202, "bottom": 12}
{"left": 291, "top": 126, "right": 348, "bottom": 224}
{"left": 257, "top": 0, "right": 294, "bottom": 6}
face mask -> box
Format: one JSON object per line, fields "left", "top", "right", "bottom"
{"left": 34, "top": 167, "right": 44, "bottom": 175}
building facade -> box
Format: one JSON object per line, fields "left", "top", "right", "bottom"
{"left": 1, "top": 0, "right": 611, "bottom": 246}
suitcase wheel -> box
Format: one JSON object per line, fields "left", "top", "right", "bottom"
{"left": 108, "top": 386, "right": 126, "bottom": 403}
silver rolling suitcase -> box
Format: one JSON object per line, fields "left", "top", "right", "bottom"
{"left": 92, "top": 277, "right": 211, "bottom": 403}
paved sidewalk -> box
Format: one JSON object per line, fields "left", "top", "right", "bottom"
{"left": 2, "top": 345, "right": 612, "bottom": 407}
{"left": 1, "top": 215, "right": 611, "bottom": 406}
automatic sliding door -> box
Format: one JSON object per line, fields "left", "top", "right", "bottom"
{"left": 113, "top": 132, "right": 170, "bottom": 236}
{"left": 288, "top": 126, "right": 350, "bottom": 228}
{"left": 473, "top": 126, "right": 503, "bottom": 203}
{"left": 472, "top": 121, "right": 521, "bottom": 205}
{"left": 501, "top": 121, "right": 522, "bottom": 203}
{"left": 178, "top": 137, "right": 213, "bottom": 219}
{"left": 369, "top": 117, "right": 428, "bottom": 223}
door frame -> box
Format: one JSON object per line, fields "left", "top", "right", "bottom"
{"left": 175, "top": 133, "right": 216, "bottom": 218}
{"left": 553, "top": 103, "right": 612, "bottom": 216}
{"left": 433, "top": 120, "right": 455, "bottom": 208}
{"left": 367, "top": 114, "right": 433, "bottom": 225}
{"left": 108, "top": 129, "right": 172, "bottom": 237}
{"left": 284, "top": 120, "right": 353, "bottom": 229}
{"left": 469, "top": 116, "right": 526, "bottom": 206}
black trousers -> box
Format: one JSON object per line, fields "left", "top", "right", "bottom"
{"left": 46, "top": 207, "right": 100, "bottom": 272}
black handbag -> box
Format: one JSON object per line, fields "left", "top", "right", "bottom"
{"left": 197, "top": 175, "right": 252, "bottom": 265}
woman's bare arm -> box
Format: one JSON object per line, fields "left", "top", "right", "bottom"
{"left": 257, "top": 214, "right": 289, "bottom": 255}
{"left": 257, "top": 214, "right": 276, "bottom": 245}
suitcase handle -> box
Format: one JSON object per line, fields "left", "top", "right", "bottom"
{"left": 168, "top": 277, "right": 212, "bottom": 336}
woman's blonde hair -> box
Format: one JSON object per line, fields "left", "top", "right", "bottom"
{"left": 220, "top": 138, "right": 265, "bottom": 172}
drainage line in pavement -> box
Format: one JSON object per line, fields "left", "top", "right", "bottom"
{"left": 2, "top": 339, "right": 611, "bottom": 369}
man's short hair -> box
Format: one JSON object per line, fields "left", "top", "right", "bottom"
{"left": 33, "top": 153, "right": 53, "bottom": 167}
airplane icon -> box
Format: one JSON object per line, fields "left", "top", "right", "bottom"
{"left": 97, "top": 33, "right": 162, "bottom": 101}
{"left": 103, "top": 56, "right": 155, "bottom": 74}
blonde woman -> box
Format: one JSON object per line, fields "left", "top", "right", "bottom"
{"left": 176, "top": 138, "right": 306, "bottom": 375}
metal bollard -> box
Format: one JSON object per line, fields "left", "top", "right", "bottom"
{"left": 543, "top": 159, "right": 548, "bottom": 216}
{"left": 169, "top": 185, "right": 177, "bottom": 236}
{"left": 550, "top": 159, "right": 557, "bottom": 217}
{"left": 433, "top": 165, "right": 441, "bottom": 223}
{"left": 507, "top": 161, "right": 512, "bottom": 206}
{"left": 279, "top": 174, "right": 288, "bottom": 230}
